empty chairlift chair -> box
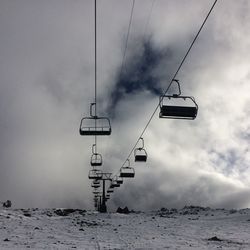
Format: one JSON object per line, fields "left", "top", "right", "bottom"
{"left": 110, "top": 180, "right": 120, "bottom": 188}
{"left": 107, "top": 188, "right": 114, "bottom": 193}
{"left": 79, "top": 103, "right": 111, "bottom": 136}
{"left": 90, "top": 144, "right": 102, "bottom": 167}
{"left": 91, "top": 180, "right": 100, "bottom": 188}
{"left": 134, "top": 137, "right": 147, "bottom": 162}
{"left": 120, "top": 159, "right": 135, "bottom": 178}
{"left": 114, "top": 175, "right": 123, "bottom": 185}
{"left": 159, "top": 79, "right": 198, "bottom": 120}
{"left": 91, "top": 183, "right": 100, "bottom": 188}
{"left": 88, "top": 169, "right": 102, "bottom": 180}
{"left": 91, "top": 153, "right": 102, "bottom": 166}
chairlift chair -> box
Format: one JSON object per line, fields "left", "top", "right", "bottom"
{"left": 91, "top": 182, "right": 100, "bottom": 188}
{"left": 110, "top": 180, "right": 120, "bottom": 188}
{"left": 114, "top": 175, "right": 123, "bottom": 184}
{"left": 120, "top": 159, "right": 135, "bottom": 178}
{"left": 159, "top": 80, "right": 198, "bottom": 120}
{"left": 134, "top": 137, "right": 147, "bottom": 162}
{"left": 107, "top": 189, "right": 114, "bottom": 193}
{"left": 88, "top": 169, "right": 102, "bottom": 180}
{"left": 90, "top": 144, "right": 103, "bottom": 166}
{"left": 79, "top": 103, "right": 111, "bottom": 136}
{"left": 93, "top": 179, "right": 100, "bottom": 184}
{"left": 92, "top": 179, "right": 100, "bottom": 188}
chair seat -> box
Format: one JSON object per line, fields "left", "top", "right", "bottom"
{"left": 120, "top": 172, "right": 135, "bottom": 178}
{"left": 80, "top": 129, "right": 111, "bottom": 136}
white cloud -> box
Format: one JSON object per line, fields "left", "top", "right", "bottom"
{"left": 0, "top": 0, "right": 250, "bottom": 210}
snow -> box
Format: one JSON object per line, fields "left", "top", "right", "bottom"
{"left": 0, "top": 207, "right": 250, "bottom": 249}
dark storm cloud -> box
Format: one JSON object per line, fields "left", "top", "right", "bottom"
{"left": 108, "top": 38, "right": 173, "bottom": 115}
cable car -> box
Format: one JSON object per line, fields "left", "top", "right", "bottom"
{"left": 120, "top": 159, "right": 135, "bottom": 178}
{"left": 80, "top": 103, "right": 111, "bottom": 135}
{"left": 90, "top": 144, "right": 103, "bottom": 166}
{"left": 88, "top": 169, "right": 102, "bottom": 180}
{"left": 134, "top": 137, "right": 147, "bottom": 162}
{"left": 159, "top": 79, "right": 198, "bottom": 120}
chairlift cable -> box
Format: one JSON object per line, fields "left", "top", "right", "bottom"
{"left": 94, "top": 0, "right": 97, "bottom": 153}
{"left": 143, "top": 0, "right": 156, "bottom": 39}
{"left": 118, "top": 0, "right": 218, "bottom": 169}
{"left": 118, "top": 0, "right": 136, "bottom": 79}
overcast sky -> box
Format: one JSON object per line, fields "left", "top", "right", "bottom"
{"left": 0, "top": 0, "right": 250, "bottom": 211}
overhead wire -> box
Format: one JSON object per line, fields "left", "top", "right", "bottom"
{"left": 94, "top": 0, "right": 97, "bottom": 153}
{"left": 111, "top": 0, "right": 157, "bottom": 181}
{"left": 143, "top": 0, "right": 156, "bottom": 39}
{"left": 105, "top": 0, "right": 136, "bottom": 186}
{"left": 101, "top": 0, "right": 136, "bottom": 176}
{"left": 117, "top": 0, "right": 219, "bottom": 172}
{"left": 118, "top": 0, "right": 136, "bottom": 79}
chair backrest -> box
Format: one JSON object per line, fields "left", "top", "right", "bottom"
{"left": 79, "top": 117, "right": 112, "bottom": 136}
{"left": 135, "top": 154, "right": 147, "bottom": 162}
{"left": 160, "top": 105, "right": 197, "bottom": 119}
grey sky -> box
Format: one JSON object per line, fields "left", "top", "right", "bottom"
{"left": 0, "top": 0, "right": 250, "bottom": 210}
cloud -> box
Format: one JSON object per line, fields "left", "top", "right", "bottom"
{"left": 0, "top": 0, "right": 250, "bottom": 210}
{"left": 108, "top": 38, "right": 168, "bottom": 114}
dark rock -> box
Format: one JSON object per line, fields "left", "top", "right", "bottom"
{"left": 3, "top": 238, "right": 9, "bottom": 242}
{"left": 54, "top": 209, "right": 86, "bottom": 216}
{"left": 123, "top": 207, "right": 130, "bottom": 214}
{"left": 229, "top": 209, "right": 237, "bottom": 214}
{"left": 3, "top": 200, "right": 12, "bottom": 208}
{"left": 23, "top": 213, "right": 31, "bottom": 217}
{"left": 171, "top": 208, "right": 178, "bottom": 213}
{"left": 160, "top": 208, "right": 168, "bottom": 212}
{"left": 116, "top": 207, "right": 123, "bottom": 213}
{"left": 208, "top": 236, "right": 223, "bottom": 242}
{"left": 116, "top": 207, "right": 130, "bottom": 214}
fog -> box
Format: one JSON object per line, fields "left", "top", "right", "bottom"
{"left": 0, "top": 0, "right": 250, "bottom": 210}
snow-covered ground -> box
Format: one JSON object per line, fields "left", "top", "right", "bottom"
{"left": 0, "top": 206, "right": 250, "bottom": 249}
